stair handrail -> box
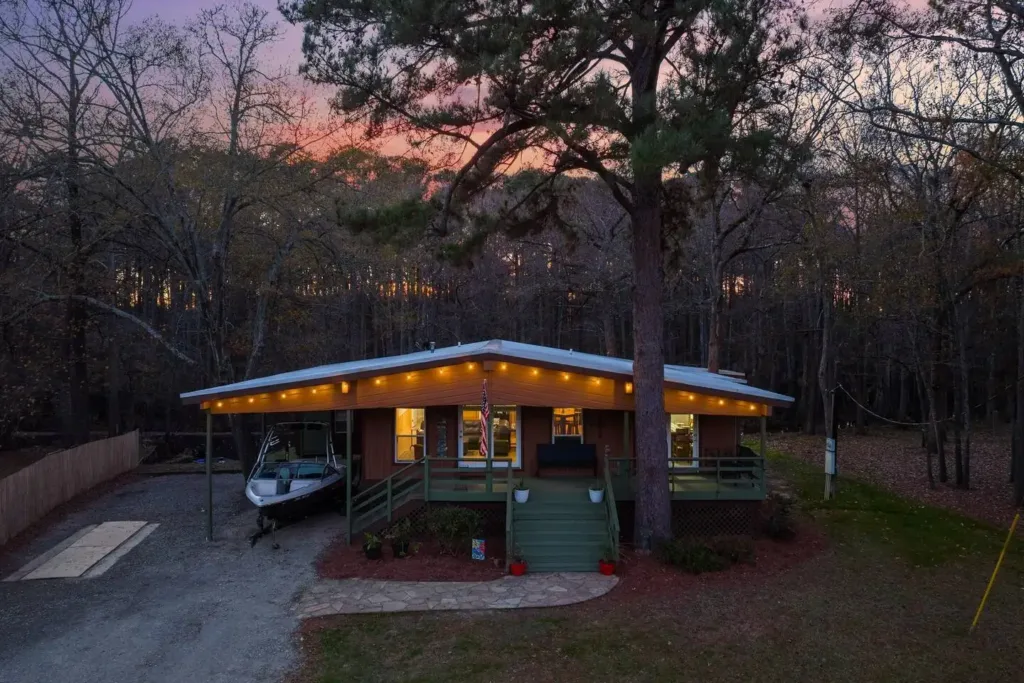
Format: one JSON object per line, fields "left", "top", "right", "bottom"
{"left": 349, "top": 458, "right": 424, "bottom": 538}
{"left": 603, "top": 454, "right": 620, "bottom": 562}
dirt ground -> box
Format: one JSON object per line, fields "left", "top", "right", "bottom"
{"left": 769, "top": 427, "right": 1016, "bottom": 527}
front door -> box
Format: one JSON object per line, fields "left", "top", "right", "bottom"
{"left": 459, "top": 404, "right": 521, "bottom": 468}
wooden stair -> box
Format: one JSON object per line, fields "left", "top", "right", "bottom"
{"left": 512, "top": 482, "right": 607, "bottom": 572}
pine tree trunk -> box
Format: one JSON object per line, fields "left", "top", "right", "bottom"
{"left": 630, "top": 176, "right": 671, "bottom": 549}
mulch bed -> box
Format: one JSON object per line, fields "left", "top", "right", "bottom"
{"left": 601, "top": 522, "right": 828, "bottom": 604}
{"left": 770, "top": 428, "right": 1017, "bottom": 527}
{"left": 316, "top": 537, "right": 507, "bottom": 582}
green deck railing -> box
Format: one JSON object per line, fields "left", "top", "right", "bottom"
{"left": 505, "top": 463, "right": 515, "bottom": 569}
{"left": 348, "top": 456, "right": 514, "bottom": 540}
{"left": 603, "top": 455, "right": 620, "bottom": 561}
{"left": 348, "top": 457, "right": 423, "bottom": 540}
{"left": 606, "top": 453, "right": 766, "bottom": 499}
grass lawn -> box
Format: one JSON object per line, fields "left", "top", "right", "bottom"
{"left": 296, "top": 453, "right": 1024, "bottom": 683}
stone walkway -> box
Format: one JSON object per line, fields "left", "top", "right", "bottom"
{"left": 295, "top": 573, "right": 618, "bottom": 618}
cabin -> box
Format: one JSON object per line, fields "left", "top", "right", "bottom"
{"left": 181, "top": 340, "right": 793, "bottom": 571}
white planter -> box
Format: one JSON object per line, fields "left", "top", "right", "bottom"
{"left": 588, "top": 488, "right": 604, "bottom": 504}
{"left": 514, "top": 489, "right": 530, "bottom": 504}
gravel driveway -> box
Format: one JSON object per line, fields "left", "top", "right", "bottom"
{"left": 0, "top": 474, "right": 341, "bottom": 683}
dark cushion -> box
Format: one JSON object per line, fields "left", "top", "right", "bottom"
{"left": 536, "top": 443, "right": 597, "bottom": 473}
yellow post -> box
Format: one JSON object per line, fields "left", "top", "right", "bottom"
{"left": 970, "top": 511, "right": 1020, "bottom": 633}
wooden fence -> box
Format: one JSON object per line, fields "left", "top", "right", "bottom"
{"left": 0, "top": 430, "right": 140, "bottom": 546}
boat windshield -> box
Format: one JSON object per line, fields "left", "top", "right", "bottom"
{"left": 256, "top": 423, "right": 332, "bottom": 477}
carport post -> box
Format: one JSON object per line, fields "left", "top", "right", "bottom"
{"left": 345, "top": 408, "right": 353, "bottom": 543}
{"left": 206, "top": 410, "right": 213, "bottom": 542}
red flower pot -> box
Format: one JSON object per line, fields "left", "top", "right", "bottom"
{"left": 509, "top": 561, "right": 527, "bottom": 576}
{"left": 598, "top": 560, "right": 616, "bottom": 576}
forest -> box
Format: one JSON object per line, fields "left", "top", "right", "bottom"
{"left": 2, "top": 0, "right": 1023, "bottom": 514}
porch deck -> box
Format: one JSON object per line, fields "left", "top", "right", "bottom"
{"left": 425, "top": 471, "right": 765, "bottom": 501}
{"left": 418, "top": 453, "right": 766, "bottom": 502}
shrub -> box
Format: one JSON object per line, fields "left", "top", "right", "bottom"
{"left": 424, "top": 506, "right": 482, "bottom": 555}
{"left": 763, "top": 493, "right": 796, "bottom": 541}
{"left": 656, "top": 538, "right": 729, "bottom": 574}
{"left": 707, "top": 535, "right": 755, "bottom": 565}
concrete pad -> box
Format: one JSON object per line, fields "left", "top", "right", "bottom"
{"left": 82, "top": 523, "right": 159, "bottom": 578}
{"left": 21, "top": 521, "right": 151, "bottom": 580}
{"left": 23, "top": 546, "right": 114, "bottom": 579}
{"left": 70, "top": 521, "right": 147, "bottom": 549}
{"left": 3, "top": 525, "right": 98, "bottom": 582}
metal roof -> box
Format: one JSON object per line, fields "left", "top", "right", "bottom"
{"left": 180, "top": 339, "right": 794, "bottom": 405}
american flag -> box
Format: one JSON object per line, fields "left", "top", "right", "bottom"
{"left": 480, "top": 379, "right": 489, "bottom": 460}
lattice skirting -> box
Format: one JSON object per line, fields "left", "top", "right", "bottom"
{"left": 616, "top": 500, "right": 763, "bottom": 542}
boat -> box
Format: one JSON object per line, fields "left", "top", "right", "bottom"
{"left": 245, "top": 421, "right": 361, "bottom": 539}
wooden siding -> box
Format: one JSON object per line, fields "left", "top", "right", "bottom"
{"left": 521, "top": 406, "right": 553, "bottom": 474}
{"left": 205, "top": 362, "right": 772, "bottom": 417}
{"left": 359, "top": 408, "right": 395, "bottom": 481}
{"left": 698, "top": 415, "right": 739, "bottom": 455}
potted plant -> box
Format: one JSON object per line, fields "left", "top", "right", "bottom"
{"left": 513, "top": 478, "right": 530, "bottom": 504}
{"left": 362, "top": 532, "right": 383, "bottom": 560}
{"left": 588, "top": 479, "right": 605, "bottom": 504}
{"left": 509, "top": 546, "right": 527, "bottom": 576}
{"left": 385, "top": 517, "right": 412, "bottom": 558}
{"left": 598, "top": 543, "right": 616, "bottom": 575}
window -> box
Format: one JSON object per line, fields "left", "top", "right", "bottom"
{"left": 668, "top": 414, "right": 698, "bottom": 468}
{"left": 395, "top": 408, "right": 425, "bottom": 462}
{"left": 552, "top": 408, "right": 583, "bottom": 443}
{"left": 460, "top": 405, "right": 519, "bottom": 464}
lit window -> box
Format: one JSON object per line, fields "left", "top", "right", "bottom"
{"left": 552, "top": 408, "right": 583, "bottom": 444}
{"left": 395, "top": 408, "right": 425, "bottom": 462}
{"left": 460, "top": 405, "right": 518, "bottom": 464}
{"left": 667, "top": 414, "right": 698, "bottom": 468}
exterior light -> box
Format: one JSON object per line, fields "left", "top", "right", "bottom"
{"left": 625, "top": 382, "right": 633, "bottom": 394}
{"left": 688, "top": 393, "right": 696, "bottom": 400}
{"left": 406, "top": 373, "right": 413, "bottom": 380}
{"left": 500, "top": 363, "right": 508, "bottom": 370}
{"left": 340, "top": 382, "right": 349, "bottom": 394}
{"left": 468, "top": 362, "right": 476, "bottom": 370}
{"left": 374, "top": 378, "right": 382, "bottom": 386}
{"left": 531, "top": 368, "right": 539, "bottom": 376}
{"left": 216, "top": 401, "right": 223, "bottom": 408}
{"left": 718, "top": 399, "right": 725, "bottom": 406}
{"left": 247, "top": 397, "right": 254, "bottom": 404}
{"left": 312, "top": 388, "right": 318, "bottom": 394}
{"left": 749, "top": 403, "right": 757, "bottom": 411}
{"left": 281, "top": 392, "right": 287, "bottom": 399}
{"left": 562, "top": 372, "right": 570, "bottom": 380}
